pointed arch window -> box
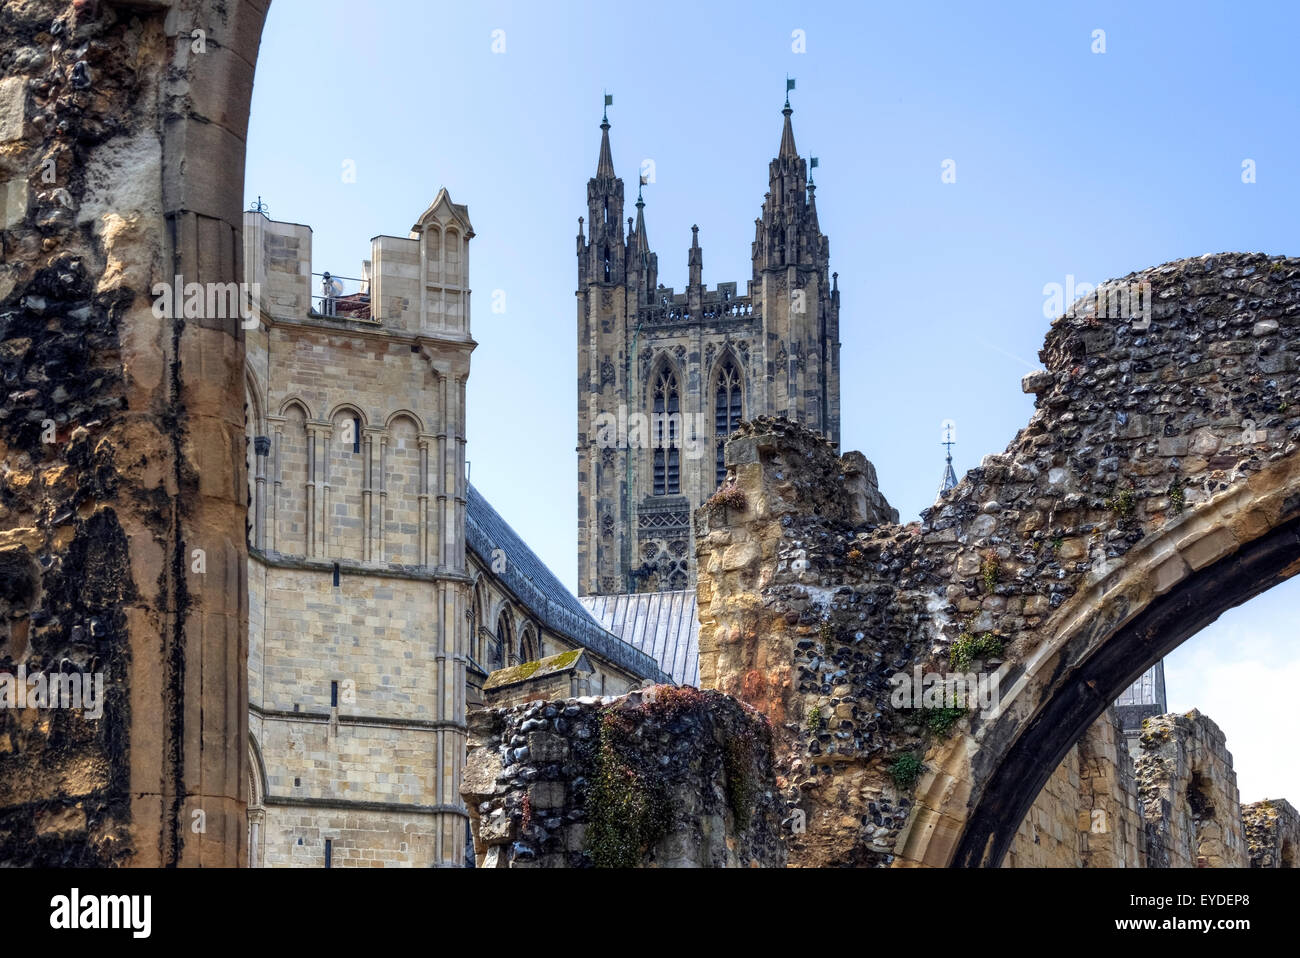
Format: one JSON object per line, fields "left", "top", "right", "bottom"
{"left": 715, "top": 356, "right": 743, "bottom": 486}
{"left": 494, "top": 611, "right": 512, "bottom": 669}
{"left": 652, "top": 365, "right": 681, "bottom": 496}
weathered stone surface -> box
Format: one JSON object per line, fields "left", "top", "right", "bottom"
{"left": 1137, "top": 710, "right": 1248, "bottom": 868}
{"left": 0, "top": 0, "right": 268, "bottom": 866}
{"left": 695, "top": 252, "right": 1300, "bottom": 867}
{"left": 1241, "top": 797, "right": 1299, "bottom": 868}
{"left": 462, "top": 686, "right": 786, "bottom": 868}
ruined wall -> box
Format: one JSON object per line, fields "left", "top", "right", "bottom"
{"left": 1137, "top": 710, "right": 1247, "bottom": 868}
{"left": 461, "top": 686, "right": 785, "bottom": 867}
{"left": 1006, "top": 707, "right": 1143, "bottom": 867}
{"left": 1, "top": 0, "right": 266, "bottom": 865}
{"left": 696, "top": 253, "right": 1300, "bottom": 866}
{"left": 1242, "top": 798, "right": 1299, "bottom": 867}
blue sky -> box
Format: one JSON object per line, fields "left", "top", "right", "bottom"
{"left": 245, "top": 0, "right": 1299, "bottom": 802}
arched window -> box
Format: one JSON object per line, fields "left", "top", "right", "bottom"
{"left": 471, "top": 580, "right": 487, "bottom": 665}
{"left": 519, "top": 624, "right": 539, "bottom": 664}
{"left": 715, "top": 356, "right": 743, "bottom": 486}
{"left": 652, "top": 364, "right": 680, "bottom": 496}
{"left": 494, "top": 611, "right": 512, "bottom": 669}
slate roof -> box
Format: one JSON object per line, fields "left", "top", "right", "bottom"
{"left": 465, "top": 484, "right": 668, "bottom": 683}
{"left": 578, "top": 590, "right": 701, "bottom": 687}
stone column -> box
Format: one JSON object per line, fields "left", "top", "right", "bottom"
{"left": 418, "top": 434, "right": 434, "bottom": 568}
{"left": 253, "top": 435, "right": 270, "bottom": 551}
{"left": 267, "top": 413, "right": 285, "bottom": 555}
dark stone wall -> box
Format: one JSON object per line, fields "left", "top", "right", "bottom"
{"left": 462, "top": 686, "right": 786, "bottom": 867}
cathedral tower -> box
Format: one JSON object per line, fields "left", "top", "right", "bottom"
{"left": 577, "top": 96, "right": 841, "bottom": 596}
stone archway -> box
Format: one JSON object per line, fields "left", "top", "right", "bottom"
{"left": 696, "top": 252, "right": 1300, "bottom": 868}
{"left": 0, "top": 0, "right": 267, "bottom": 865}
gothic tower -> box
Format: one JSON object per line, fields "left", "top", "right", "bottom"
{"left": 577, "top": 96, "right": 840, "bottom": 596}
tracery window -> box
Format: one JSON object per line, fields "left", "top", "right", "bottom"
{"left": 652, "top": 365, "right": 680, "bottom": 496}
{"left": 714, "top": 356, "right": 743, "bottom": 486}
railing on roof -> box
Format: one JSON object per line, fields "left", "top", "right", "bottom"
{"left": 310, "top": 271, "right": 378, "bottom": 323}
{"left": 638, "top": 296, "right": 755, "bottom": 325}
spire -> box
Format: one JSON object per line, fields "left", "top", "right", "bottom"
{"left": 634, "top": 184, "right": 648, "bottom": 251}
{"left": 778, "top": 101, "right": 797, "bottom": 161}
{"left": 596, "top": 114, "right": 615, "bottom": 179}
{"left": 939, "top": 424, "right": 958, "bottom": 494}
{"left": 688, "top": 224, "right": 702, "bottom": 289}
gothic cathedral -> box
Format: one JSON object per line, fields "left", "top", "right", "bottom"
{"left": 577, "top": 99, "right": 842, "bottom": 595}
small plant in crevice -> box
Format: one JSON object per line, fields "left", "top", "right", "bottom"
{"left": 979, "top": 550, "right": 1000, "bottom": 592}
{"left": 1106, "top": 484, "right": 1136, "bottom": 519}
{"left": 817, "top": 615, "right": 833, "bottom": 645}
{"left": 1167, "top": 476, "right": 1186, "bottom": 514}
{"left": 520, "top": 792, "right": 533, "bottom": 834}
{"left": 708, "top": 482, "right": 747, "bottom": 512}
{"left": 949, "top": 630, "right": 1004, "bottom": 672}
{"left": 889, "top": 753, "right": 924, "bottom": 790}
{"left": 805, "top": 705, "right": 823, "bottom": 734}
{"left": 924, "top": 705, "right": 967, "bottom": 738}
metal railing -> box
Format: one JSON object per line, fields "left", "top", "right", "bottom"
{"left": 310, "top": 271, "right": 375, "bottom": 322}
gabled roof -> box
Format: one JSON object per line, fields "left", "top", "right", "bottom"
{"left": 412, "top": 187, "right": 474, "bottom": 237}
{"left": 578, "top": 590, "right": 700, "bottom": 687}
{"left": 465, "top": 484, "right": 669, "bottom": 683}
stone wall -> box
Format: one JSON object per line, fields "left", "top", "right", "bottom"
{"left": 1, "top": 0, "right": 266, "bottom": 866}
{"left": 462, "top": 686, "right": 785, "bottom": 867}
{"left": 1006, "top": 708, "right": 1143, "bottom": 867}
{"left": 1137, "top": 710, "right": 1248, "bottom": 868}
{"left": 245, "top": 198, "right": 474, "bottom": 868}
{"left": 1242, "top": 798, "right": 1299, "bottom": 867}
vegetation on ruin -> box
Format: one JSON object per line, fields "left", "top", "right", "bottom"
{"left": 925, "top": 706, "right": 967, "bottom": 738}
{"left": 949, "top": 630, "right": 1004, "bottom": 671}
{"left": 587, "top": 706, "right": 673, "bottom": 868}
{"left": 805, "top": 705, "right": 823, "bottom": 734}
{"left": 889, "top": 753, "right": 924, "bottom": 789}
{"left": 723, "top": 726, "right": 758, "bottom": 832}
{"left": 980, "top": 550, "right": 1000, "bottom": 592}
{"left": 707, "top": 483, "right": 747, "bottom": 512}
{"left": 1106, "top": 484, "right": 1137, "bottom": 519}
{"left": 1168, "top": 476, "right": 1186, "bottom": 514}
